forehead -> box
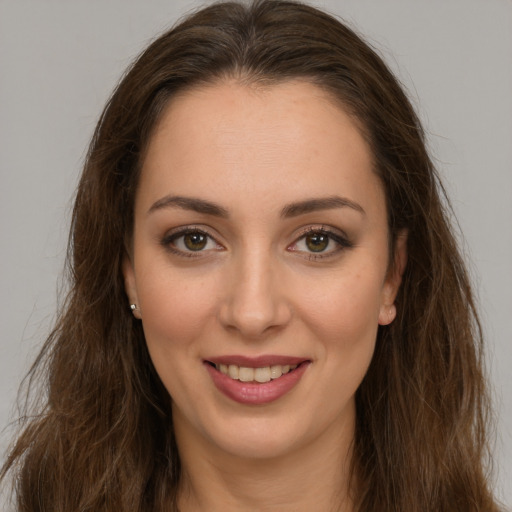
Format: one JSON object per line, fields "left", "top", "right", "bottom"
{"left": 137, "top": 79, "right": 383, "bottom": 219}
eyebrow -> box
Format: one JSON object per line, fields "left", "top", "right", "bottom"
{"left": 148, "top": 195, "right": 229, "bottom": 217}
{"left": 280, "top": 196, "right": 366, "bottom": 218}
{"left": 147, "top": 194, "right": 365, "bottom": 218}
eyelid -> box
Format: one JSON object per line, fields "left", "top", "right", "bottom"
{"left": 288, "top": 225, "right": 353, "bottom": 259}
{"left": 160, "top": 225, "right": 224, "bottom": 256}
{"left": 160, "top": 223, "right": 352, "bottom": 260}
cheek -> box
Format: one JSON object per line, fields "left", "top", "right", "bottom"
{"left": 313, "top": 270, "right": 383, "bottom": 397}
{"left": 136, "top": 267, "right": 220, "bottom": 352}
{"left": 294, "top": 264, "right": 383, "bottom": 396}
{"left": 136, "top": 269, "right": 221, "bottom": 402}
{"left": 298, "top": 266, "right": 385, "bottom": 343}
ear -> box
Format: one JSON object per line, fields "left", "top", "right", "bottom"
{"left": 122, "top": 254, "right": 142, "bottom": 320}
{"left": 378, "top": 230, "right": 408, "bottom": 326}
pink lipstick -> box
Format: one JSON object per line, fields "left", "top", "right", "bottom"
{"left": 204, "top": 356, "right": 310, "bottom": 405}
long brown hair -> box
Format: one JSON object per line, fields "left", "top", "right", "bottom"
{"left": 1, "top": 1, "right": 500, "bottom": 510}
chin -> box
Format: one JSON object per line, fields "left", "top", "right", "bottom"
{"left": 209, "top": 420, "right": 306, "bottom": 461}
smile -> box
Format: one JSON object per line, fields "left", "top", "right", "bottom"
{"left": 214, "top": 363, "right": 298, "bottom": 383}
{"left": 204, "top": 357, "right": 310, "bottom": 405}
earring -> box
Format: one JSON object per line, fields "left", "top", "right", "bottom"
{"left": 130, "top": 303, "right": 142, "bottom": 319}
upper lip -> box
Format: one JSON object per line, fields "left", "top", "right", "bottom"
{"left": 205, "top": 355, "right": 309, "bottom": 367}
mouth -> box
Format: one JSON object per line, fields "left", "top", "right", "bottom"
{"left": 207, "top": 362, "right": 302, "bottom": 383}
{"left": 204, "top": 357, "right": 310, "bottom": 405}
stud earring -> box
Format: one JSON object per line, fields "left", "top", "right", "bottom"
{"left": 130, "top": 303, "right": 142, "bottom": 319}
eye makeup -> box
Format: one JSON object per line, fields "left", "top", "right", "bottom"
{"left": 287, "top": 225, "right": 354, "bottom": 261}
{"left": 159, "top": 223, "right": 354, "bottom": 262}
{"left": 160, "top": 225, "right": 224, "bottom": 258}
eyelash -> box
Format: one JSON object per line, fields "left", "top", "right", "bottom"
{"left": 160, "top": 226, "right": 222, "bottom": 258}
{"left": 289, "top": 226, "right": 353, "bottom": 261}
{"left": 160, "top": 225, "right": 353, "bottom": 260}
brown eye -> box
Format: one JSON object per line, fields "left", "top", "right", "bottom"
{"left": 288, "top": 228, "right": 352, "bottom": 259}
{"left": 162, "top": 227, "right": 223, "bottom": 256}
{"left": 305, "top": 233, "right": 330, "bottom": 252}
{"left": 183, "top": 232, "right": 208, "bottom": 251}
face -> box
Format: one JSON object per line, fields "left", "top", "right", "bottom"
{"left": 124, "top": 80, "right": 405, "bottom": 462}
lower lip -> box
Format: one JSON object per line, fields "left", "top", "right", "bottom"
{"left": 205, "top": 362, "right": 310, "bottom": 405}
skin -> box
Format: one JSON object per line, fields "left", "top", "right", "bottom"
{"left": 123, "top": 80, "right": 406, "bottom": 511}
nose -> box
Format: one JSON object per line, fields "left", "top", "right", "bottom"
{"left": 218, "top": 248, "right": 292, "bottom": 339}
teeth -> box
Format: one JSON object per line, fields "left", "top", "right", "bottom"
{"left": 215, "top": 363, "right": 299, "bottom": 382}
{"left": 254, "top": 367, "right": 271, "bottom": 383}
{"left": 239, "top": 367, "right": 254, "bottom": 382}
{"left": 228, "top": 364, "right": 239, "bottom": 379}
{"left": 270, "top": 365, "right": 282, "bottom": 379}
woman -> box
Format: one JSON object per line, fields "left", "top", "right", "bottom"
{"left": 1, "top": 0, "right": 502, "bottom": 510}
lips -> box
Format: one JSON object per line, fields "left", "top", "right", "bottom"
{"left": 207, "top": 355, "right": 308, "bottom": 367}
{"left": 204, "top": 356, "right": 310, "bottom": 405}
{"left": 215, "top": 363, "right": 298, "bottom": 383}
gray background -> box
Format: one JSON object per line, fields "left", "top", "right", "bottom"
{"left": 1, "top": 0, "right": 511, "bottom": 506}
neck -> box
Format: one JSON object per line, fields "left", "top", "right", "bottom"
{"left": 174, "top": 411, "right": 356, "bottom": 512}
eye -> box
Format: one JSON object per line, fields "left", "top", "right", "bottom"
{"left": 162, "top": 228, "right": 222, "bottom": 256}
{"left": 303, "top": 232, "right": 330, "bottom": 252}
{"left": 180, "top": 232, "right": 209, "bottom": 251}
{"left": 288, "top": 227, "right": 352, "bottom": 259}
